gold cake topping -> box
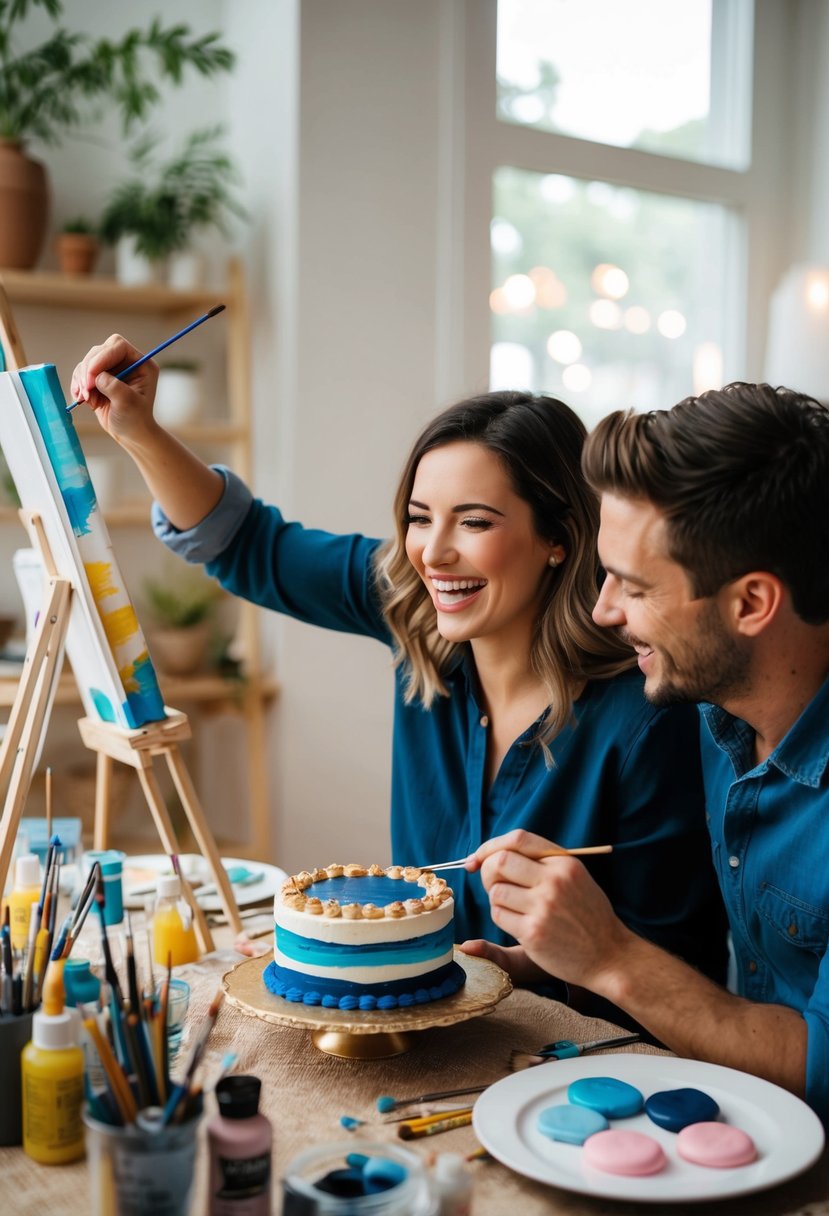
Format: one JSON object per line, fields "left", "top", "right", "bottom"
{"left": 279, "top": 865, "right": 453, "bottom": 919}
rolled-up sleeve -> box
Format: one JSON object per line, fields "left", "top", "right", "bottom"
{"left": 151, "top": 466, "right": 253, "bottom": 563}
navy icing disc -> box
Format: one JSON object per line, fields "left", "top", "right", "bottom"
{"left": 567, "top": 1076, "right": 644, "bottom": 1119}
{"left": 645, "top": 1087, "right": 719, "bottom": 1132}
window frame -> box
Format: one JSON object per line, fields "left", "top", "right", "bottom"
{"left": 440, "top": 0, "right": 797, "bottom": 405}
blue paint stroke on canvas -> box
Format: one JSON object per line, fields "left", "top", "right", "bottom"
{"left": 16, "top": 363, "right": 166, "bottom": 730}
{"left": 20, "top": 365, "right": 96, "bottom": 535}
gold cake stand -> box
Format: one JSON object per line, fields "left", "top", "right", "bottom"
{"left": 222, "top": 948, "right": 512, "bottom": 1058}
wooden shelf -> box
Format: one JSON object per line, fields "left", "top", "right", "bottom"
{"left": 0, "top": 270, "right": 225, "bottom": 315}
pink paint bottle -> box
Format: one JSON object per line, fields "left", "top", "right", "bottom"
{"left": 207, "top": 1075, "right": 273, "bottom": 1215}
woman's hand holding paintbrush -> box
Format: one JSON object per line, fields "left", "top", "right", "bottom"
{"left": 70, "top": 331, "right": 226, "bottom": 531}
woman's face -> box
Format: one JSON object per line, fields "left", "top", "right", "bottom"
{"left": 405, "top": 440, "right": 560, "bottom": 651}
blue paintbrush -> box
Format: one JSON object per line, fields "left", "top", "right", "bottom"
{"left": 66, "top": 303, "right": 225, "bottom": 412}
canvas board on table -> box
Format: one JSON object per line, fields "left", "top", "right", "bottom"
{"left": 0, "top": 363, "right": 165, "bottom": 730}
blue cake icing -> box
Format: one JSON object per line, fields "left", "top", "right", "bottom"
{"left": 269, "top": 865, "right": 466, "bottom": 1012}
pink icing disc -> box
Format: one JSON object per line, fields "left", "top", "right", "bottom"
{"left": 582, "top": 1129, "right": 667, "bottom": 1176}
{"left": 676, "top": 1122, "right": 757, "bottom": 1168}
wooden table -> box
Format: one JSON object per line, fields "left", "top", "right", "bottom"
{"left": 2, "top": 929, "right": 828, "bottom": 1215}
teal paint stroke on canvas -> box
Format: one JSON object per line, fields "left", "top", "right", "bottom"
{"left": 20, "top": 364, "right": 96, "bottom": 536}
{"left": 12, "top": 362, "right": 166, "bottom": 730}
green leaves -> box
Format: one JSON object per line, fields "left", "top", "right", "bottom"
{"left": 100, "top": 126, "right": 246, "bottom": 259}
{"left": 0, "top": 4, "right": 235, "bottom": 145}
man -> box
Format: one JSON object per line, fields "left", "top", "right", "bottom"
{"left": 461, "top": 381, "right": 829, "bottom": 1121}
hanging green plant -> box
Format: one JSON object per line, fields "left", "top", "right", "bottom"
{"left": 0, "top": 0, "right": 235, "bottom": 146}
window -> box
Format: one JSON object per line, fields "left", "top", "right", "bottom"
{"left": 451, "top": 0, "right": 787, "bottom": 427}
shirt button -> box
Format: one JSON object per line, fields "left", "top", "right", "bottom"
{"left": 480, "top": 715, "right": 489, "bottom": 728}
{"left": 748, "top": 961, "right": 758, "bottom": 974}
{"left": 728, "top": 856, "right": 740, "bottom": 868}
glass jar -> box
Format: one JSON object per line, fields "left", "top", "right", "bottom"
{"left": 282, "top": 1140, "right": 436, "bottom": 1215}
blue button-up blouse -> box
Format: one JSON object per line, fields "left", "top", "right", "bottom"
{"left": 152, "top": 469, "right": 727, "bottom": 985}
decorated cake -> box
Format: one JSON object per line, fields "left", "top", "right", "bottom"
{"left": 263, "top": 863, "right": 467, "bottom": 1011}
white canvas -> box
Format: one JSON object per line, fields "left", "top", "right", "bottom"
{"left": 0, "top": 363, "right": 165, "bottom": 729}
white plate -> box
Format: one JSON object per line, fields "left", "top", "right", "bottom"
{"left": 473, "top": 1053, "right": 824, "bottom": 1204}
{"left": 122, "top": 854, "right": 286, "bottom": 912}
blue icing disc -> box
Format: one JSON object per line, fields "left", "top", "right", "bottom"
{"left": 568, "top": 1076, "right": 644, "bottom": 1119}
{"left": 537, "top": 1104, "right": 609, "bottom": 1145}
{"left": 645, "top": 1087, "right": 719, "bottom": 1132}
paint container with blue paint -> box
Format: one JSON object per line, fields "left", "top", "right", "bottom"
{"left": 82, "top": 850, "right": 126, "bottom": 926}
{"left": 282, "top": 1141, "right": 435, "bottom": 1214}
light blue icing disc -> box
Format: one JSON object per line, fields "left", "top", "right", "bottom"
{"left": 567, "top": 1076, "right": 644, "bottom": 1119}
{"left": 645, "top": 1087, "right": 719, "bottom": 1132}
{"left": 537, "top": 1104, "right": 609, "bottom": 1145}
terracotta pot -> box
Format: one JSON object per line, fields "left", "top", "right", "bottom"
{"left": 148, "top": 621, "right": 211, "bottom": 676}
{"left": 0, "top": 141, "right": 49, "bottom": 269}
{"left": 55, "top": 232, "right": 99, "bottom": 276}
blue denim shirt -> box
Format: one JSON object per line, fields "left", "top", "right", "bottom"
{"left": 700, "top": 681, "right": 829, "bottom": 1122}
{"left": 152, "top": 469, "right": 727, "bottom": 984}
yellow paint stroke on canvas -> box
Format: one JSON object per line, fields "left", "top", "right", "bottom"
{"left": 100, "top": 604, "right": 140, "bottom": 651}
{"left": 120, "top": 652, "right": 150, "bottom": 693}
{"left": 85, "top": 560, "right": 120, "bottom": 602}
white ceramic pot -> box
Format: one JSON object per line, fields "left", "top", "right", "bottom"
{"left": 167, "top": 249, "right": 204, "bottom": 290}
{"left": 115, "top": 235, "right": 165, "bottom": 286}
{"left": 155, "top": 367, "right": 202, "bottom": 427}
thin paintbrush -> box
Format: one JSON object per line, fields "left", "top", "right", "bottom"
{"left": 94, "top": 875, "right": 124, "bottom": 1008}
{"left": 422, "top": 844, "right": 614, "bottom": 871}
{"left": 124, "top": 911, "right": 141, "bottom": 1015}
{"left": 66, "top": 304, "right": 226, "bottom": 411}
{"left": 60, "top": 860, "right": 101, "bottom": 959}
{"left": 376, "top": 1084, "right": 491, "bottom": 1114}
{"left": 161, "top": 987, "right": 224, "bottom": 1126}
{"left": 45, "top": 766, "right": 52, "bottom": 843}
{"left": 509, "top": 1033, "right": 643, "bottom": 1072}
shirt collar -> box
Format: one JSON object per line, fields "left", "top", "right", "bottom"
{"left": 701, "top": 672, "right": 829, "bottom": 788}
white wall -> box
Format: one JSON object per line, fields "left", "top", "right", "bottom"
{"left": 8, "top": 0, "right": 829, "bottom": 871}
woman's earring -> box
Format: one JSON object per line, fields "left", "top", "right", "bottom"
{"left": 548, "top": 554, "right": 559, "bottom": 567}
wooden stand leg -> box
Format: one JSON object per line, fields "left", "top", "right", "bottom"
{"left": 134, "top": 760, "right": 214, "bottom": 955}
{"left": 0, "top": 577, "right": 71, "bottom": 898}
{"left": 93, "top": 751, "right": 113, "bottom": 851}
{"left": 165, "top": 746, "right": 243, "bottom": 935}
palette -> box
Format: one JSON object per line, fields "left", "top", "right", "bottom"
{"left": 473, "top": 1053, "right": 824, "bottom": 1203}
{"left": 122, "top": 854, "right": 287, "bottom": 912}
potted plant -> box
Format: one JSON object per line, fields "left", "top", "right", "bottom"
{"left": 142, "top": 570, "right": 221, "bottom": 676}
{"left": 54, "top": 216, "right": 99, "bottom": 276}
{"left": 0, "top": 2, "right": 235, "bottom": 269}
{"left": 100, "top": 127, "right": 246, "bottom": 287}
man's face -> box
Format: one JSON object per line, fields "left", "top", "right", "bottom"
{"left": 593, "top": 493, "right": 750, "bottom": 707}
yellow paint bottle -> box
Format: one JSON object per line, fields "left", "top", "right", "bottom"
{"left": 152, "top": 874, "right": 199, "bottom": 966}
{"left": 8, "top": 854, "right": 42, "bottom": 952}
{"left": 21, "top": 959, "right": 85, "bottom": 1164}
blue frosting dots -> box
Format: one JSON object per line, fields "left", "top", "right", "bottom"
{"left": 567, "top": 1076, "right": 644, "bottom": 1119}
{"left": 263, "top": 959, "right": 466, "bottom": 1011}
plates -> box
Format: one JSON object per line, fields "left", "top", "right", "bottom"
{"left": 123, "top": 854, "right": 287, "bottom": 912}
{"left": 473, "top": 1053, "right": 824, "bottom": 1204}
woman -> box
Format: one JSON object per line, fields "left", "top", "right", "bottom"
{"left": 71, "top": 337, "right": 727, "bottom": 991}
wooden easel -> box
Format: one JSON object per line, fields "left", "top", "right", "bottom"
{"left": 0, "top": 281, "right": 243, "bottom": 947}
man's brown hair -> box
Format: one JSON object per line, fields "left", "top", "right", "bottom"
{"left": 582, "top": 381, "right": 829, "bottom": 624}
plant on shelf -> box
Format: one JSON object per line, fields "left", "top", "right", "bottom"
{"left": 0, "top": 0, "right": 235, "bottom": 270}
{"left": 100, "top": 126, "right": 246, "bottom": 286}
{"left": 54, "top": 215, "right": 99, "bottom": 276}
{"left": 142, "top": 569, "right": 222, "bottom": 677}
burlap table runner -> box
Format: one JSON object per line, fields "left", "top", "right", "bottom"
{"left": 3, "top": 941, "right": 828, "bottom": 1215}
